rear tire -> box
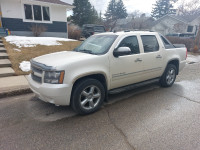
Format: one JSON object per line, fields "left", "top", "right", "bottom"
{"left": 71, "top": 78, "right": 105, "bottom": 115}
{"left": 160, "top": 64, "right": 177, "bottom": 87}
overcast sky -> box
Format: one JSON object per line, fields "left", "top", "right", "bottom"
{"left": 62, "top": 0, "right": 187, "bottom": 16}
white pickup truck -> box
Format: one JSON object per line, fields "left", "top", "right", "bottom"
{"left": 28, "top": 31, "right": 187, "bottom": 115}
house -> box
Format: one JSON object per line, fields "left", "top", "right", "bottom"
{"left": 0, "top": 0, "right": 74, "bottom": 38}
{"left": 113, "top": 16, "right": 154, "bottom": 32}
{"left": 151, "top": 14, "right": 200, "bottom": 36}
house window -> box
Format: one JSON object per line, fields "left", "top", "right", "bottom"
{"left": 24, "top": 4, "right": 50, "bottom": 22}
{"left": 33, "top": 5, "right": 42, "bottom": 21}
{"left": 187, "top": 26, "right": 193, "bottom": 32}
{"left": 24, "top": 4, "right": 33, "bottom": 20}
{"left": 43, "top": 7, "right": 50, "bottom": 21}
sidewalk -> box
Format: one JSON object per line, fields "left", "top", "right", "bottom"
{"left": 0, "top": 75, "right": 31, "bottom": 98}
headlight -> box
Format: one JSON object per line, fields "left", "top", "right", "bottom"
{"left": 44, "top": 71, "right": 65, "bottom": 84}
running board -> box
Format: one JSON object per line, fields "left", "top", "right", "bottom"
{"left": 108, "top": 78, "right": 160, "bottom": 94}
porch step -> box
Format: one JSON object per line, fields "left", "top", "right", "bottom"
{"left": 0, "top": 67, "right": 15, "bottom": 77}
{"left": 0, "top": 59, "right": 11, "bottom": 67}
{"left": 0, "top": 47, "right": 6, "bottom": 53}
{"left": 0, "top": 43, "right": 4, "bottom": 47}
{"left": 0, "top": 40, "right": 3, "bottom": 43}
{"left": 0, "top": 53, "right": 8, "bottom": 59}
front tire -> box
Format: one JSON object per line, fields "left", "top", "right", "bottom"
{"left": 160, "top": 64, "right": 177, "bottom": 87}
{"left": 71, "top": 78, "right": 105, "bottom": 115}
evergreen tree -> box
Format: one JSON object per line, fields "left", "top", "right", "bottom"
{"left": 116, "top": 0, "right": 128, "bottom": 19}
{"left": 151, "top": 0, "right": 177, "bottom": 19}
{"left": 72, "top": 0, "right": 99, "bottom": 27}
{"left": 105, "top": 0, "right": 117, "bottom": 21}
{"left": 105, "top": 0, "right": 127, "bottom": 30}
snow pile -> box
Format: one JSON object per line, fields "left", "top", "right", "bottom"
{"left": 19, "top": 61, "right": 31, "bottom": 72}
{"left": 5, "top": 36, "right": 77, "bottom": 48}
{"left": 13, "top": 48, "right": 21, "bottom": 52}
{"left": 187, "top": 54, "right": 200, "bottom": 63}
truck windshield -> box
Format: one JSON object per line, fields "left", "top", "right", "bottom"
{"left": 74, "top": 35, "right": 118, "bottom": 55}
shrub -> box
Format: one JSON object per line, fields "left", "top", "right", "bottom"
{"left": 30, "top": 24, "right": 47, "bottom": 37}
{"left": 193, "top": 45, "right": 199, "bottom": 53}
{"left": 68, "top": 25, "right": 81, "bottom": 40}
{"left": 166, "top": 36, "right": 194, "bottom": 51}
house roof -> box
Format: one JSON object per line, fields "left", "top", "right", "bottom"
{"left": 34, "top": 0, "right": 73, "bottom": 6}
{"left": 152, "top": 14, "right": 200, "bottom": 27}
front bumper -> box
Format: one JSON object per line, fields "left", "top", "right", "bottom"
{"left": 27, "top": 75, "right": 72, "bottom": 106}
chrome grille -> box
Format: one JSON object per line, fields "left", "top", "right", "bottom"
{"left": 31, "top": 63, "right": 43, "bottom": 83}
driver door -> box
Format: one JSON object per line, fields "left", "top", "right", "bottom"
{"left": 110, "top": 35, "right": 146, "bottom": 89}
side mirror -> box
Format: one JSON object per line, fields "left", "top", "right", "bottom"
{"left": 113, "top": 47, "right": 132, "bottom": 57}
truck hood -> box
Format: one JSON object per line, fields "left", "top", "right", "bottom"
{"left": 33, "top": 51, "right": 96, "bottom": 67}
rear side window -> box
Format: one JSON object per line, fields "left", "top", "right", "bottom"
{"left": 141, "top": 35, "right": 159, "bottom": 53}
{"left": 118, "top": 36, "right": 140, "bottom": 54}
{"left": 160, "top": 35, "right": 175, "bottom": 49}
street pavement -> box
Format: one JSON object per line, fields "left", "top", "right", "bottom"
{"left": 0, "top": 62, "right": 200, "bottom": 150}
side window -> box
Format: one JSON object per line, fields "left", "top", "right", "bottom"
{"left": 141, "top": 35, "right": 159, "bottom": 53}
{"left": 118, "top": 36, "right": 140, "bottom": 54}
{"left": 160, "top": 35, "right": 175, "bottom": 49}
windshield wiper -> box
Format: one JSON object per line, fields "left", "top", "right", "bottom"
{"left": 75, "top": 49, "right": 93, "bottom": 54}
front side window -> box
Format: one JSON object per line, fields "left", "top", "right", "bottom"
{"left": 24, "top": 4, "right": 33, "bottom": 20}
{"left": 118, "top": 36, "right": 140, "bottom": 54}
{"left": 24, "top": 4, "right": 50, "bottom": 22}
{"left": 74, "top": 35, "right": 118, "bottom": 55}
{"left": 141, "top": 35, "right": 159, "bottom": 53}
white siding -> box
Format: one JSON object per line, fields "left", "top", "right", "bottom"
{"left": 1, "top": 0, "right": 68, "bottom": 23}
{"left": 1, "top": 0, "right": 22, "bottom": 19}
{"left": 51, "top": 5, "right": 67, "bottom": 22}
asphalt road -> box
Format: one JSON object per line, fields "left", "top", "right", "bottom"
{"left": 1, "top": 62, "right": 200, "bottom": 150}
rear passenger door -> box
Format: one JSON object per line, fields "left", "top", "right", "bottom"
{"left": 139, "top": 34, "right": 164, "bottom": 80}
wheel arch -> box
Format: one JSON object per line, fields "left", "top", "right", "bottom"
{"left": 166, "top": 59, "right": 179, "bottom": 75}
{"left": 71, "top": 73, "right": 108, "bottom": 104}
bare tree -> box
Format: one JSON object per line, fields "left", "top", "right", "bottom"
{"left": 131, "top": 14, "right": 154, "bottom": 30}
{"left": 177, "top": 0, "right": 200, "bottom": 16}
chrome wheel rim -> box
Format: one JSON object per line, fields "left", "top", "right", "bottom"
{"left": 79, "top": 85, "right": 101, "bottom": 110}
{"left": 166, "top": 68, "right": 175, "bottom": 85}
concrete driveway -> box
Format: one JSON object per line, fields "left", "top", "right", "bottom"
{"left": 0, "top": 62, "right": 200, "bottom": 150}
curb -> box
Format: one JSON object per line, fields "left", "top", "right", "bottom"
{"left": 0, "top": 88, "right": 33, "bottom": 99}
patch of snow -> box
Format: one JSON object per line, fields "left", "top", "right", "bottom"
{"left": 5, "top": 36, "right": 77, "bottom": 48}
{"left": 187, "top": 54, "right": 200, "bottom": 63}
{"left": 19, "top": 61, "right": 31, "bottom": 72}
{"left": 13, "top": 48, "right": 21, "bottom": 52}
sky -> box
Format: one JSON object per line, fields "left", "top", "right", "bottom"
{"left": 63, "top": 0, "right": 157, "bottom": 16}
{"left": 62, "top": 0, "right": 190, "bottom": 16}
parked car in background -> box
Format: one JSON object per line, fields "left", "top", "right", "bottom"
{"left": 28, "top": 31, "right": 187, "bottom": 115}
{"left": 81, "top": 24, "right": 106, "bottom": 39}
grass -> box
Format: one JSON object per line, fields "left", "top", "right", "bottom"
{"left": 3, "top": 38, "right": 81, "bottom": 75}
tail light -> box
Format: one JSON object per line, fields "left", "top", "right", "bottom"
{"left": 186, "top": 48, "right": 187, "bottom": 60}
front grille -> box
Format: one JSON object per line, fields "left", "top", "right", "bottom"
{"left": 31, "top": 63, "right": 43, "bottom": 83}
{"left": 31, "top": 73, "right": 42, "bottom": 83}
{"left": 32, "top": 65, "right": 43, "bottom": 74}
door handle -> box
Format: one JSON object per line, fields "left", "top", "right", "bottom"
{"left": 156, "top": 55, "right": 162, "bottom": 59}
{"left": 135, "top": 58, "right": 142, "bottom": 62}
